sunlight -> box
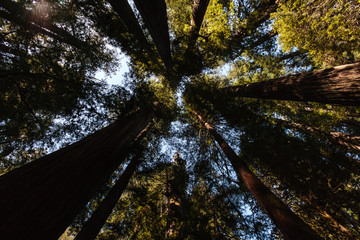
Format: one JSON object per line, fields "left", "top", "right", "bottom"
{"left": 31, "top": 0, "right": 51, "bottom": 22}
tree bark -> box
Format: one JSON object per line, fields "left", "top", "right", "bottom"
{"left": 0, "top": 107, "right": 155, "bottom": 240}
{"left": 106, "top": 0, "right": 152, "bottom": 51}
{"left": 189, "top": 0, "right": 210, "bottom": 42}
{"left": 193, "top": 111, "right": 322, "bottom": 240}
{"left": 165, "top": 153, "right": 187, "bottom": 239}
{"left": 133, "top": 0, "right": 172, "bottom": 70}
{"left": 221, "top": 62, "right": 360, "bottom": 106}
{"left": 75, "top": 156, "right": 141, "bottom": 240}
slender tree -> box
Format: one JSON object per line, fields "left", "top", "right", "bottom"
{"left": 189, "top": 0, "right": 210, "bottom": 44}
{"left": 274, "top": 118, "right": 360, "bottom": 151}
{"left": 133, "top": 0, "right": 172, "bottom": 70}
{"left": 193, "top": 110, "right": 322, "bottom": 240}
{"left": 106, "top": 0, "right": 152, "bottom": 52}
{"left": 75, "top": 154, "right": 142, "bottom": 240}
{"left": 165, "top": 153, "right": 187, "bottom": 239}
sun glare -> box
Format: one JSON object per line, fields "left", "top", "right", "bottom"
{"left": 31, "top": 0, "right": 51, "bottom": 22}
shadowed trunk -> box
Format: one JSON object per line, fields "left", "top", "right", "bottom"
{"left": 189, "top": 0, "right": 210, "bottom": 44}
{"left": 75, "top": 155, "right": 142, "bottom": 240}
{"left": 193, "top": 111, "right": 322, "bottom": 240}
{"left": 133, "top": 0, "right": 172, "bottom": 70}
{"left": 106, "top": 0, "right": 152, "bottom": 52}
{"left": 221, "top": 62, "right": 360, "bottom": 106}
{"left": 0, "top": 107, "right": 155, "bottom": 240}
{"left": 165, "top": 153, "right": 187, "bottom": 239}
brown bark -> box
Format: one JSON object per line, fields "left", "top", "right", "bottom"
{"left": 221, "top": 62, "right": 360, "bottom": 106}
{"left": 189, "top": 0, "right": 210, "bottom": 42}
{"left": 74, "top": 156, "right": 141, "bottom": 240}
{"left": 0, "top": 107, "right": 155, "bottom": 240}
{"left": 133, "top": 0, "right": 172, "bottom": 70}
{"left": 193, "top": 111, "right": 322, "bottom": 240}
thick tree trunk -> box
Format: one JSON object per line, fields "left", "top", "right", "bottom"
{"left": 75, "top": 156, "right": 141, "bottom": 240}
{"left": 133, "top": 0, "right": 172, "bottom": 70}
{"left": 0, "top": 108, "right": 154, "bottom": 240}
{"left": 193, "top": 111, "right": 322, "bottom": 240}
{"left": 221, "top": 62, "right": 360, "bottom": 106}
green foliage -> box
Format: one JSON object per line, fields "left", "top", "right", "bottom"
{"left": 272, "top": 0, "right": 360, "bottom": 68}
{"left": 1, "top": 0, "right": 360, "bottom": 239}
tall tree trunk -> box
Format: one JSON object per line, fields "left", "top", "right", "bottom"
{"left": 193, "top": 111, "right": 322, "bottom": 240}
{"left": 221, "top": 62, "right": 360, "bottom": 106}
{"left": 165, "top": 153, "right": 187, "bottom": 239}
{"left": 0, "top": 107, "right": 155, "bottom": 240}
{"left": 189, "top": 0, "right": 210, "bottom": 43}
{"left": 106, "top": 0, "right": 152, "bottom": 52}
{"left": 75, "top": 155, "right": 142, "bottom": 240}
{"left": 133, "top": 0, "right": 172, "bottom": 70}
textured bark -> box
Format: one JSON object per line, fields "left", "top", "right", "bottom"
{"left": 189, "top": 0, "right": 210, "bottom": 43}
{"left": 221, "top": 62, "right": 360, "bottom": 106}
{"left": 75, "top": 156, "right": 141, "bottom": 240}
{"left": 0, "top": 108, "right": 154, "bottom": 240}
{"left": 133, "top": 0, "right": 172, "bottom": 70}
{"left": 193, "top": 111, "right": 322, "bottom": 240}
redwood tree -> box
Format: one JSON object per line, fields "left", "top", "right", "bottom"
{"left": 0, "top": 106, "right": 155, "bottom": 240}
{"left": 133, "top": 0, "right": 172, "bottom": 70}
{"left": 221, "top": 62, "right": 360, "bottom": 106}
{"left": 193, "top": 110, "right": 322, "bottom": 240}
{"left": 74, "top": 154, "right": 142, "bottom": 240}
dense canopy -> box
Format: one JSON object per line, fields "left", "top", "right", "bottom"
{"left": 0, "top": 0, "right": 359, "bottom": 239}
